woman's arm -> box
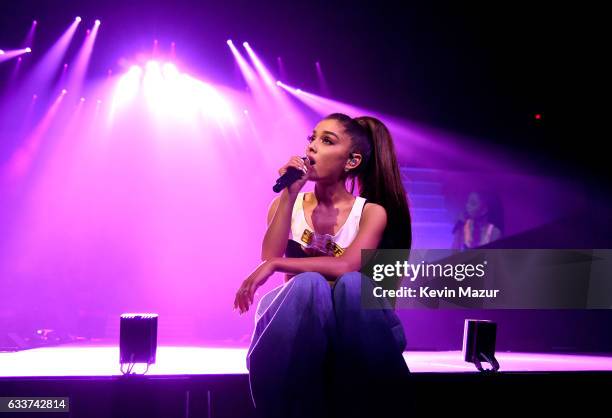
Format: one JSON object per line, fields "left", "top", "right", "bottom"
{"left": 261, "top": 156, "right": 313, "bottom": 261}
{"left": 271, "top": 203, "right": 388, "bottom": 278}
{"left": 261, "top": 189, "right": 298, "bottom": 261}
{"left": 234, "top": 202, "right": 388, "bottom": 314}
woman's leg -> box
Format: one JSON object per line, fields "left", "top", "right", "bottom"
{"left": 331, "top": 271, "right": 410, "bottom": 418}
{"left": 247, "top": 272, "right": 336, "bottom": 418}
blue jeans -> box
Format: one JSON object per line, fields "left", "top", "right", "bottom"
{"left": 246, "top": 271, "right": 409, "bottom": 418}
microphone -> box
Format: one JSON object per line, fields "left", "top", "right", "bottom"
{"left": 272, "top": 157, "right": 313, "bottom": 193}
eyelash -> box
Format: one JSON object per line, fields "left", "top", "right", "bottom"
{"left": 307, "top": 135, "right": 333, "bottom": 144}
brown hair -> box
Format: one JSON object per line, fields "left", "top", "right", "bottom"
{"left": 324, "top": 113, "right": 412, "bottom": 250}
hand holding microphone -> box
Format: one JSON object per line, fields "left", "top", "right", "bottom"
{"left": 273, "top": 156, "right": 314, "bottom": 194}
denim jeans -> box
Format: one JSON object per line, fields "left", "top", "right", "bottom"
{"left": 246, "top": 271, "right": 409, "bottom": 418}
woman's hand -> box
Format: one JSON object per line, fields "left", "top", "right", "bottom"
{"left": 233, "top": 259, "right": 277, "bottom": 314}
{"left": 278, "top": 156, "right": 312, "bottom": 196}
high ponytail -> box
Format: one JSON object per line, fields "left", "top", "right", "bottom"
{"left": 324, "top": 113, "right": 412, "bottom": 250}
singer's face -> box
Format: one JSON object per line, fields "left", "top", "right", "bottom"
{"left": 305, "top": 119, "right": 352, "bottom": 181}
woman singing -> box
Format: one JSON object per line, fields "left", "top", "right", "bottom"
{"left": 234, "top": 113, "right": 412, "bottom": 418}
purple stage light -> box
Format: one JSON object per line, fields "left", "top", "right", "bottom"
{"left": 25, "top": 47, "right": 31, "bottom": 53}
{"left": 0, "top": 47, "right": 31, "bottom": 61}
{"left": 110, "top": 64, "right": 143, "bottom": 112}
{"left": 4, "top": 90, "right": 67, "bottom": 180}
{"left": 61, "top": 89, "right": 67, "bottom": 95}
{"left": 243, "top": 42, "right": 249, "bottom": 47}
{"left": 80, "top": 97, "right": 85, "bottom": 102}
{"left": 75, "top": 16, "right": 81, "bottom": 22}
{"left": 240, "top": 42, "right": 309, "bottom": 130}
{"left": 19, "top": 17, "right": 80, "bottom": 89}
{"left": 276, "top": 56, "right": 287, "bottom": 81}
{"left": 243, "top": 42, "right": 275, "bottom": 86}
{"left": 315, "top": 60, "right": 330, "bottom": 96}
{"left": 23, "top": 20, "right": 38, "bottom": 50}
{"left": 227, "top": 39, "right": 257, "bottom": 84}
{"left": 95, "top": 19, "right": 101, "bottom": 26}
{"left": 64, "top": 18, "right": 101, "bottom": 101}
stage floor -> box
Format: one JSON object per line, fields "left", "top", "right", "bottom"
{"left": 2, "top": 343, "right": 612, "bottom": 377}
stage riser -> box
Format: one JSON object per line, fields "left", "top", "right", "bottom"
{"left": 1, "top": 372, "right": 609, "bottom": 417}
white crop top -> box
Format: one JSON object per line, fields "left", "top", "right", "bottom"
{"left": 286, "top": 192, "right": 367, "bottom": 258}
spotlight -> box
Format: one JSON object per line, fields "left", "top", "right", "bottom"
{"left": 243, "top": 109, "right": 248, "bottom": 115}
{"left": 226, "top": 39, "right": 233, "bottom": 45}
{"left": 32, "top": 94, "right": 38, "bottom": 100}
{"left": 276, "top": 80, "right": 281, "bottom": 86}
{"left": 64, "top": 63, "right": 68, "bottom": 68}
{"left": 75, "top": 16, "right": 81, "bottom": 22}
{"left": 296, "top": 88, "right": 302, "bottom": 94}
{"left": 462, "top": 319, "right": 499, "bottom": 372}
{"left": 95, "top": 19, "right": 101, "bottom": 25}
{"left": 25, "top": 47, "right": 32, "bottom": 53}
{"left": 243, "top": 41, "right": 249, "bottom": 48}
{"left": 80, "top": 97, "right": 85, "bottom": 102}
{"left": 119, "top": 313, "right": 158, "bottom": 375}
{"left": 61, "top": 89, "right": 67, "bottom": 95}
{"left": 162, "top": 62, "right": 178, "bottom": 78}
{"left": 0, "top": 50, "right": 4, "bottom": 55}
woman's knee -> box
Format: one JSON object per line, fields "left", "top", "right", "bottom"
{"left": 334, "top": 271, "right": 363, "bottom": 293}
{"left": 286, "top": 272, "right": 331, "bottom": 300}
{"left": 284, "top": 272, "right": 334, "bottom": 321}
{"left": 292, "top": 271, "right": 328, "bottom": 288}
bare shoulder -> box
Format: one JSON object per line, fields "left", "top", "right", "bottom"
{"left": 363, "top": 202, "right": 387, "bottom": 217}
{"left": 361, "top": 202, "right": 387, "bottom": 225}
